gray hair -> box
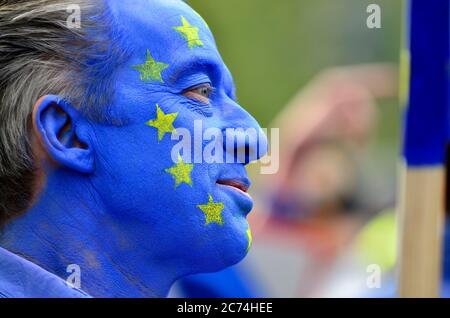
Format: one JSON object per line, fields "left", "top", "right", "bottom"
{"left": 0, "top": 0, "right": 128, "bottom": 225}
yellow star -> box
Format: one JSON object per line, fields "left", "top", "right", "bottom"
{"left": 165, "top": 155, "right": 194, "bottom": 188}
{"left": 145, "top": 104, "right": 178, "bottom": 142}
{"left": 132, "top": 49, "right": 169, "bottom": 83}
{"left": 246, "top": 227, "right": 252, "bottom": 253}
{"left": 197, "top": 194, "right": 225, "bottom": 226}
{"left": 173, "top": 16, "right": 204, "bottom": 49}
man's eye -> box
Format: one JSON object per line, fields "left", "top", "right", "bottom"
{"left": 183, "top": 84, "right": 213, "bottom": 104}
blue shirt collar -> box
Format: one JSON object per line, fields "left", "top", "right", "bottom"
{"left": 0, "top": 247, "right": 91, "bottom": 298}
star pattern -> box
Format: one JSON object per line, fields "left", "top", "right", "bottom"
{"left": 173, "top": 16, "right": 204, "bottom": 49}
{"left": 165, "top": 155, "right": 194, "bottom": 188}
{"left": 145, "top": 104, "right": 178, "bottom": 142}
{"left": 197, "top": 194, "right": 225, "bottom": 226}
{"left": 246, "top": 227, "right": 252, "bottom": 253}
{"left": 138, "top": 20, "right": 235, "bottom": 230}
{"left": 132, "top": 49, "right": 169, "bottom": 83}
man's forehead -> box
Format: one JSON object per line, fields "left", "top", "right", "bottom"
{"left": 107, "top": 0, "right": 216, "bottom": 56}
{"left": 108, "top": 0, "right": 201, "bottom": 24}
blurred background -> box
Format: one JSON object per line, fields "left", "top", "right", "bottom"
{"left": 190, "top": 0, "right": 401, "bottom": 142}
{"left": 171, "top": 0, "right": 403, "bottom": 298}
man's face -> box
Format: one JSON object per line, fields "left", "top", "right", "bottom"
{"left": 88, "top": 0, "right": 267, "bottom": 272}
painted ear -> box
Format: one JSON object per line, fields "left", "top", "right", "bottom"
{"left": 33, "top": 95, "right": 94, "bottom": 173}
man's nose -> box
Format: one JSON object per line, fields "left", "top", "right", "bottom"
{"left": 220, "top": 99, "right": 268, "bottom": 164}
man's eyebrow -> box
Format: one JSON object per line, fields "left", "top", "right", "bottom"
{"left": 167, "top": 54, "right": 223, "bottom": 84}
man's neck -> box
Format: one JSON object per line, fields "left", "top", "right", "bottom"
{"left": 0, "top": 169, "right": 178, "bottom": 297}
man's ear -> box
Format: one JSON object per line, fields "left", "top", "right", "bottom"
{"left": 33, "top": 95, "right": 94, "bottom": 173}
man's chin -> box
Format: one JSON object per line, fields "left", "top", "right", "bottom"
{"left": 207, "top": 227, "right": 250, "bottom": 271}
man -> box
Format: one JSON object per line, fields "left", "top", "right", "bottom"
{"left": 0, "top": 0, "right": 267, "bottom": 297}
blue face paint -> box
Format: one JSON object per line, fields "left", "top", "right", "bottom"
{"left": 0, "top": 0, "right": 267, "bottom": 297}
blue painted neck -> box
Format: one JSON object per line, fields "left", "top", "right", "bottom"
{"left": 0, "top": 168, "right": 180, "bottom": 297}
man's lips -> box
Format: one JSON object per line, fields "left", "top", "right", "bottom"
{"left": 216, "top": 177, "right": 254, "bottom": 213}
{"left": 216, "top": 179, "right": 250, "bottom": 194}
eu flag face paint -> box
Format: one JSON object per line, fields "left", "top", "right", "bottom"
{"left": 89, "top": 0, "right": 268, "bottom": 273}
